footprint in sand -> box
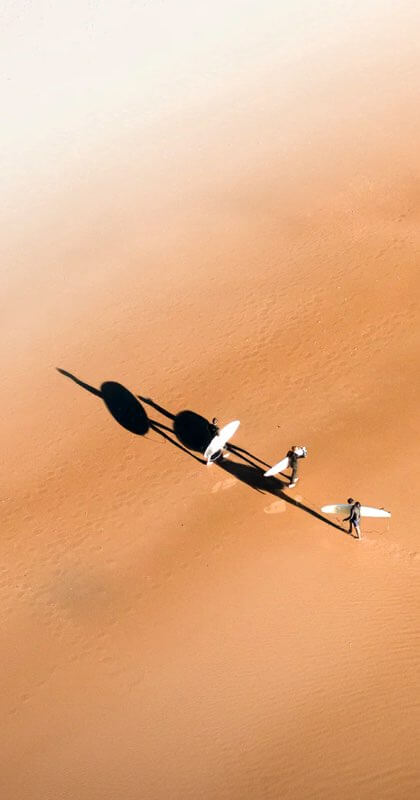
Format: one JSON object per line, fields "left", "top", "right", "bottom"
{"left": 211, "top": 477, "right": 238, "bottom": 494}
{"left": 264, "top": 495, "right": 303, "bottom": 514}
{"left": 264, "top": 500, "right": 286, "bottom": 514}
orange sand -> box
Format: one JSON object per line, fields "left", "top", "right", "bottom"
{"left": 1, "top": 4, "right": 419, "bottom": 799}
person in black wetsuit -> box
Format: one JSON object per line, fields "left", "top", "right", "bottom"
{"left": 287, "top": 445, "right": 307, "bottom": 488}
{"left": 343, "top": 498, "right": 362, "bottom": 539}
{"left": 209, "top": 417, "right": 220, "bottom": 437}
{"left": 205, "top": 417, "right": 224, "bottom": 463}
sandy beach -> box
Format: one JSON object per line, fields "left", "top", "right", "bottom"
{"left": 1, "top": 2, "right": 419, "bottom": 798}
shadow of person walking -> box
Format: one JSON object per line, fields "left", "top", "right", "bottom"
{"left": 57, "top": 369, "right": 346, "bottom": 534}
{"left": 57, "top": 370, "right": 149, "bottom": 434}
{"left": 56, "top": 369, "right": 205, "bottom": 463}
{"left": 216, "top": 458, "right": 345, "bottom": 533}
{"left": 139, "top": 396, "right": 214, "bottom": 453}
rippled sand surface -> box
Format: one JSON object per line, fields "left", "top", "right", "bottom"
{"left": 1, "top": 3, "right": 419, "bottom": 798}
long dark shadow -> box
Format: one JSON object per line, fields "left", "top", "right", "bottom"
{"left": 227, "top": 443, "right": 271, "bottom": 468}
{"left": 57, "top": 368, "right": 102, "bottom": 398}
{"left": 152, "top": 420, "right": 174, "bottom": 434}
{"left": 150, "top": 425, "right": 205, "bottom": 463}
{"left": 216, "top": 458, "right": 346, "bottom": 533}
{"left": 57, "top": 370, "right": 149, "bottom": 434}
{"left": 225, "top": 448, "right": 265, "bottom": 471}
{"left": 56, "top": 369, "right": 204, "bottom": 462}
{"left": 140, "top": 396, "right": 216, "bottom": 453}
{"left": 58, "top": 369, "right": 344, "bottom": 533}
{"left": 141, "top": 395, "right": 270, "bottom": 467}
{"left": 138, "top": 396, "right": 175, "bottom": 420}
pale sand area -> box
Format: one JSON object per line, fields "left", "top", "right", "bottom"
{"left": 1, "top": 3, "right": 420, "bottom": 799}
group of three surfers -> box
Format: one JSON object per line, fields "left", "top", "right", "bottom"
{"left": 208, "top": 418, "right": 362, "bottom": 540}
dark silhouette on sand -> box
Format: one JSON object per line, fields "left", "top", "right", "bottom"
{"left": 56, "top": 369, "right": 204, "bottom": 463}
{"left": 57, "top": 369, "right": 345, "bottom": 534}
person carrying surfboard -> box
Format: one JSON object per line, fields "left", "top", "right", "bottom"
{"left": 343, "top": 498, "right": 362, "bottom": 539}
{"left": 287, "top": 445, "right": 307, "bottom": 488}
{"left": 204, "top": 419, "right": 240, "bottom": 465}
{"left": 209, "top": 417, "right": 220, "bottom": 437}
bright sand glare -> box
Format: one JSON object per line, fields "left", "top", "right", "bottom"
{"left": 1, "top": 2, "right": 420, "bottom": 800}
{"left": 2, "top": 1, "right": 413, "bottom": 187}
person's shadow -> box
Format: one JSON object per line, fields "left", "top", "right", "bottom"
{"left": 138, "top": 395, "right": 271, "bottom": 469}
{"left": 57, "top": 369, "right": 345, "bottom": 534}
{"left": 56, "top": 369, "right": 208, "bottom": 463}
{"left": 215, "top": 459, "right": 345, "bottom": 532}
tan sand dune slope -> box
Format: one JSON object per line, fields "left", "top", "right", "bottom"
{"left": 1, "top": 2, "right": 419, "bottom": 799}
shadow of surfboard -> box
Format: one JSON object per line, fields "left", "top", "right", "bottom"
{"left": 57, "top": 369, "right": 345, "bottom": 532}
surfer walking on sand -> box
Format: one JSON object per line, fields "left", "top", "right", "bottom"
{"left": 287, "top": 445, "right": 307, "bottom": 488}
{"left": 208, "top": 417, "right": 220, "bottom": 437}
{"left": 204, "top": 418, "right": 240, "bottom": 464}
{"left": 205, "top": 418, "right": 223, "bottom": 463}
{"left": 343, "top": 498, "right": 362, "bottom": 539}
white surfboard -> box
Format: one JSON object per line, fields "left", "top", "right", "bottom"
{"left": 321, "top": 504, "right": 391, "bottom": 518}
{"left": 264, "top": 456, "right": 290, "bottom": 478}
{"left": 204, "top": 420, "right": 240, "bottom": 462}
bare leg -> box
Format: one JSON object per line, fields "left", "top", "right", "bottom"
{"left": 289, "top": 466, "right": 298, "bottom": 488}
